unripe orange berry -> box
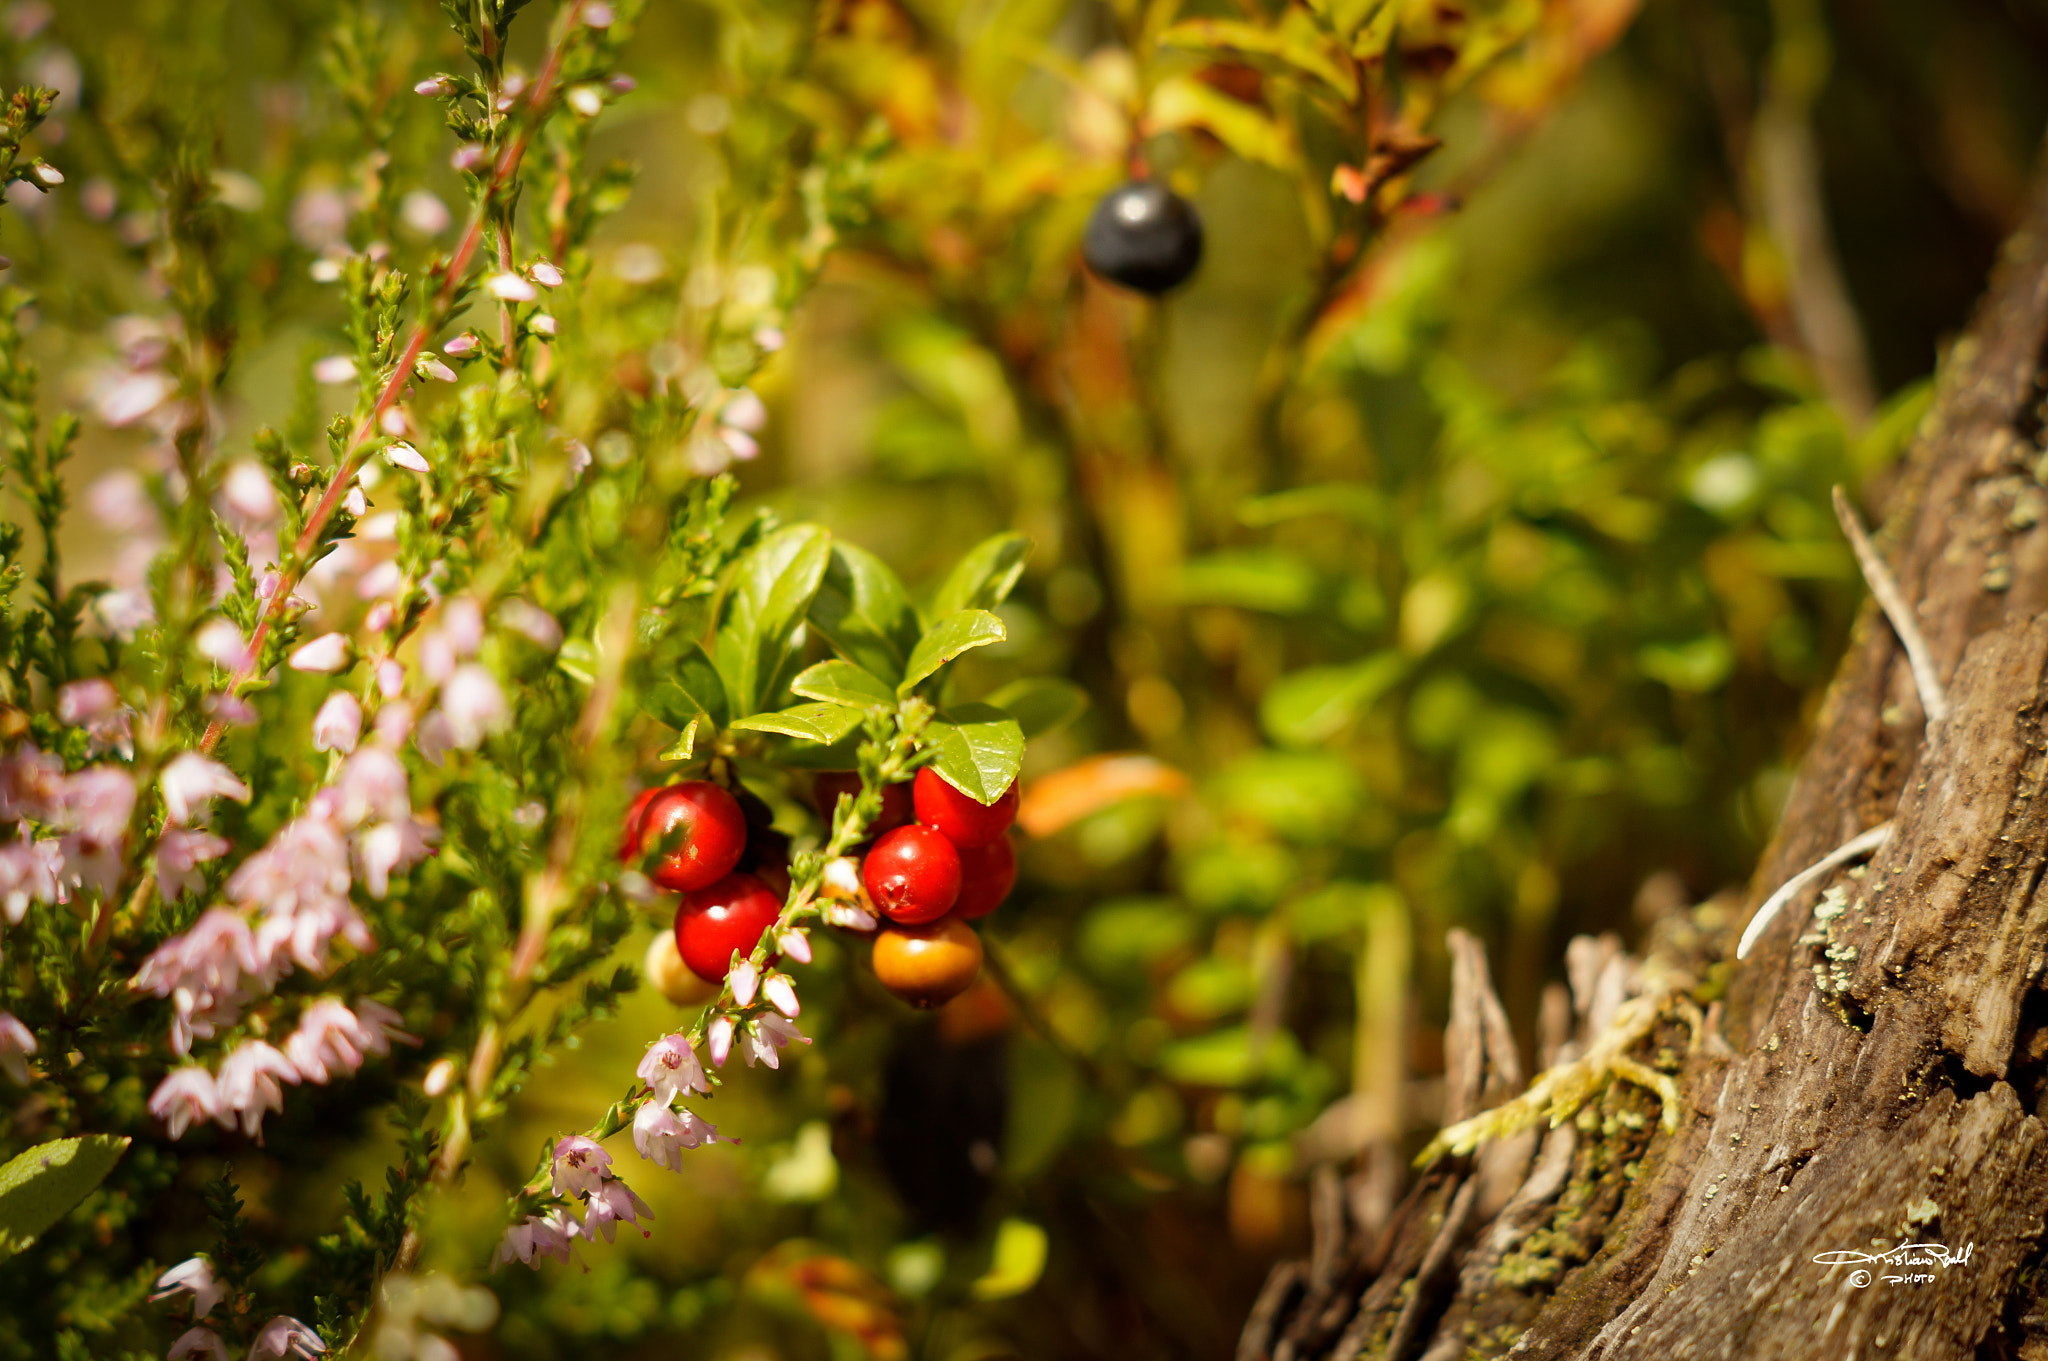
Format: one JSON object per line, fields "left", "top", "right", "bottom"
{"left": 871, "top": 916, "right": 984, "bottom": 1008}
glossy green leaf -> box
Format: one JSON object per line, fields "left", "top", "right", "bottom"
{"left": 970, "top": 1219, "right": 1047, "bottom": 1301}
{"left": 1159, "top": 14, "right": 1358, "bottom": 101}
{"left": 659, "top": 720, "right": 700, "bottom": 762}
{"left": 1178, "top": 550, "right": 1320, "bottom": 614}
{"left": 1259, "top": 653, "right": 1406, "bottom": 747}
{"left": 719, "top": 524, "right": 832, "bottom": 717}
{"left": 900, "top": 610, "right": 1007, "bottom": 695}
{"left": 791, "top": 659, "right": 896, "bottom": 709}
{"left": 0, "top": 1135, "right": 128, "bottom": 1262}
{"left": 642, "top": 642, "right": 732, "bottom": 732}
{"left": 1148, "top": 76, "right": 1298, "bottom": 171}
{"left": 923, "top": 703, "right": 1024, "bottom": 804}
{"left": 928, "top": 532, "right": 1030, "bottom": 619}
{"left": 1078, "top": 897, "right": 1196, "bottom": 977}
{"left": 730, "top": 702, "right": 865, "bottom": 746}
{"left": 985, "top": 677, "right": 1089, "bottom": 738}
{"left": 808, "top": 543, "right": 923, "bottom": 684}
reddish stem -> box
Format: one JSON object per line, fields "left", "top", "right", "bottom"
{"left": 199, "top": 0, "right": 587, "bottom": 755}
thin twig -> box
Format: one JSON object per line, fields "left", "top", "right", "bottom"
{"left": 1833, "top": 486, "right": 1948, "bottom": 726}
{"left": 1735, "top": 819, "right": 1892, "bottom": 960}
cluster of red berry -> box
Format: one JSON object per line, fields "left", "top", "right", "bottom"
{"left": 846, "top": 768, "right": 1018, "bottom": 1008}
{"left": 622, "top": 768, "right": 1018, "bottom": 1011}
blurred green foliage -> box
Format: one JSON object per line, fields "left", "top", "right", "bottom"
{"left": 2, "top": 0, "right": 2043, "bottom": 1357}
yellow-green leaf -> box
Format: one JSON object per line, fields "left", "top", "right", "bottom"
{"left": 730, "top": 703, "right": 865, "bottom": 746}
{"left": 1148, "top": 76, "right": 1299, "bottom": 171}
{"left": 900, "top": 610, "right": 1007, "bottom": 696}
{"left": 0, "top": 1135, "right": 128, "bottom": 1262}
{"left": 970, "top": 1218, "right": 1048, "bottom": 1300}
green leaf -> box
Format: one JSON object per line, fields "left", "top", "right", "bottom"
{"left": 1147, "top": 76, "right": 1299, "bottom": 171}
{"left": 0, "top": 1135, "right": 128, "bottom": 1262}
{"left": 970, "top": 1219, "right": 1048, "bottom": 1301}
{"left": 986, "top": 677, "right": 1089, "bottom": 738}
{"left": 659, "top": 720, "right": 700, "bottom": 762}
{"left": 929, "top": 532, "right": 1031, "bottom": 619}
{"left": 1636, "top": 636, "right": 1735, "bottom": 693}
{"left": 718, "top": 525, "right": 832, "bottom": 717}
{"left": 1259, "top": 653, "right": 1406, "bottom": 747}
{"left": 642, "top": 642, "right": 731, "bottom": 732}
{"left": 730, "top": 703, "right": 865, "bottom": 746}
{"left": 924, "top": 703, "right": 1024, "bottom": 804}
{"left": 1237, "top": 483, "right": 1386, "bottom": 528}
{"left": 1159, "top": 14, "right": 1359, "bottom": 102}
{"left": 1178, "top": 550, "right": 1320, "bottom": 614}
{"left": 791, "top": 659, "right": 896, "bottom": 709}
{"left": 900, "top": 610, "right": 1007, "bottom": 695}
{"left": 808, "top": 543, "right": 922, "bottom": 684}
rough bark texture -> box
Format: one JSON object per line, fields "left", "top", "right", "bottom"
{"left": 1242, "top": 159, "right": 2048, "bottom": 1361}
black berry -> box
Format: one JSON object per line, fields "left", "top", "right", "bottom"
{"left": 1082, "top": 181, "right": 1204, "bottom": 295}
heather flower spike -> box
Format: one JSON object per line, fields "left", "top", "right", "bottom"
{"left": 150, "top": 1257, "right": 224, "bottom": 1318}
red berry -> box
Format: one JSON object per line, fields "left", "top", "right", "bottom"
{"left": 813, "top": 772, "right": 913, "bottom": 836}
{"left": 617, "top": 788, "right": 660, "bottom": 864}
{"left": 951, "top": 835, "right": 1017, "bottom": 921}
{"left": 673, "top": 871, "right": 782, "bottom": 983}
{"left": 912, "top": 767, "right": 1018, "bottom": 848}
{"left": 861, "top": 824, "right": 962, "bottom": 924}
{"left": 635, "top": 781, "right": 747, "bottom": 892}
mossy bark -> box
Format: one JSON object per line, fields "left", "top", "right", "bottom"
{"left": 1242, "top": 157, "right": 2048, "bottom": 1361}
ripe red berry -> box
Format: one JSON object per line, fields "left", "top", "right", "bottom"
{"left": 951, "top": 835, "right": 1017, "bottom": 922}
{"left": 872, "top": 916, "right": 984, "bottom": 1008}
{"left": 813, "top": 771, "right": 913, "bottom": 836}
{"left": 861, "top": 824, "right": 962, "bottom": 924}
{"left": 617, "top": 788, "right": 660, "bottom": 864}
{"left": 912, "top": 767, "right": 1019, "bottom": 848}
{"left": 673, "top": 871, "right": 782, "bottom": 983}
{"left": 634, "top": 781, "right": 747, "bottom": 892}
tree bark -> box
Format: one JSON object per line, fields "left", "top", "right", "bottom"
{"left": 1242, "top": 152, "right": 2048, "bottom": 1361}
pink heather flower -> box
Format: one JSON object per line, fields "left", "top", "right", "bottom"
{"left": 414, "top": 75, "right": 455, "bottom": 97}
{"left": 58, "top": 764, "right": 138, "bottom": 842}
{"left": 364, "top": 601, "right": 396, "bottom": 634}
{"left": 820, "top": 856, "right": 862, "bottom": 900}
{"left": 485, "top": 272, "right": 537, "bottom": 302}
{"left": 151, "top": 1256, "right": 223, "bottom": 1318}
{"left": 88, "top": 469, "right": 157, "bottom": 533}
{"left": 609, "top": 74, "right": 638, "bottom": 95}
{"left": 717, "top": 427, "right": 759, "bottom": 461}
{"left": 493, "top": 1208, "right": 581, "bottom": 1270}
{"left": 318, "top": 746, "right": 410, "bottom": 828}
{"left": 440, "top": 597, "right": 484, "bottom": 654}
{"left": 97, "top": 370, "right": 173, "bottom": 427}
{"left": 149, "top": 1067, "right": 221, "bottom": 1139}
{"left": 159, "top": 754, "right": 249, "bottom": 825}
{"left": 529, "top": 260, "right": 564, "bottom": 288}
{"left": 775, "top": 929, "right": 812, "bottom": 965}
{"left": 498, "top": 599, "right": 561, "bottom": 649}
{"left": 216, "top": 1040, "right": 300, "bottom": 1138}
{"left": 422, "top": 1058, "right": 454, "bottom": 1096}
{"left": 531, "top": 313, "right": 557, "bottom": 338}
{"left": 283, "top": 996, "right": 412, "bottom": 1083}
{"left": 0, "top": 1013, "right": 35, "bottom": 1084}
{"left": 194, "top": 619, "right": 247, "bottom": 669}
{"left": 226, "top": 816, "right": 353, "bottom": 918}
{"left": 373, "top": 699, "right": 414, "bottom": 746}
{"left": 0, "top": 744, "right": 64, "bottom": 822}
{"left": 167, "top": 1326, "right": 229, "bottom": 1361}
{"left": 255, "top": 895, "right": 374, "bottom": 978}
{"left": 417, "top": 357, "right": 457, "bottom": 383}
{"left": 289, "top": 633, "right": 350, "bottom": 673}
{"left": 740, "top": 1014, "right": 809, "bottom": 1070}
{"left": 247, "top": 1316, "right": 326, "bottom": 1359}
{"left": 549, "top": 1136, "right": 612, "bottom": 1199}
{"left": 583, "top": 2, "right": 616, "bottom": 28}
{"left": 728, "top": 956, "right": 759, "bottom": 1007}
{"left": 443, "top": 332, "right": 479, "bottom": 357}
{"left": 312, "top": 691, "right": 362, "bottom": 754}
{"left": 566, "top": 85, "right": 604, "bottom": 118}
{"left": 582, "top": 1178, "right": 651, "bottom": 1244}
{"left": 352, "top": 818, "right": 436, "bottom": 898}
{"left": 632, "top": 1101, "right": 723, "bottom": 1171}
{"left": 762, "top": 973, "right": 800, "bottom": 1019}
{"left": 722, "top": 388, "right": 767, "bottom": 432}
{"left": 342, "top": 483, "right": 368, "bottom": 518}
{"left": 450, "top": 143, "right": 488, "bottom": 173}
{"left": 414, "top": 711, "right": 454, "bottom": 767}
{"left": 202, "top": 693, "right": 258, "bottom": 728}
{"left": 56, "top": 678, "right": 117, "bottom": 726}
{"left": 385, "top": 442, "right": 430, "bottom": 473}
{"left": 0, "top": 832, "right": 62, "bottom": 923}
{"left": 635, "top": 1034, "right": 710, "bottom": 1104}
{"left": 440, "top": 666, "right": 507, "bottom": 748}
{"left": 221, "top": 461, "right": 276, "bottom": 523}
{"left": 312, "top": 355, "right": 356, "bottom": 384}
{"left": 375, "top": 657, "right": 406, "bottom": 699}
{"left": 754, "top": 325, "right": 786, "bottom": 353}
{"left": 155, "top": 828, "right": 228, "bottom": 901}
{"left": 706, "top": 1014, "right": 735, "bottom": 1068}
{"left": 821, "top": 900, "right": 878, "bottom": 932}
